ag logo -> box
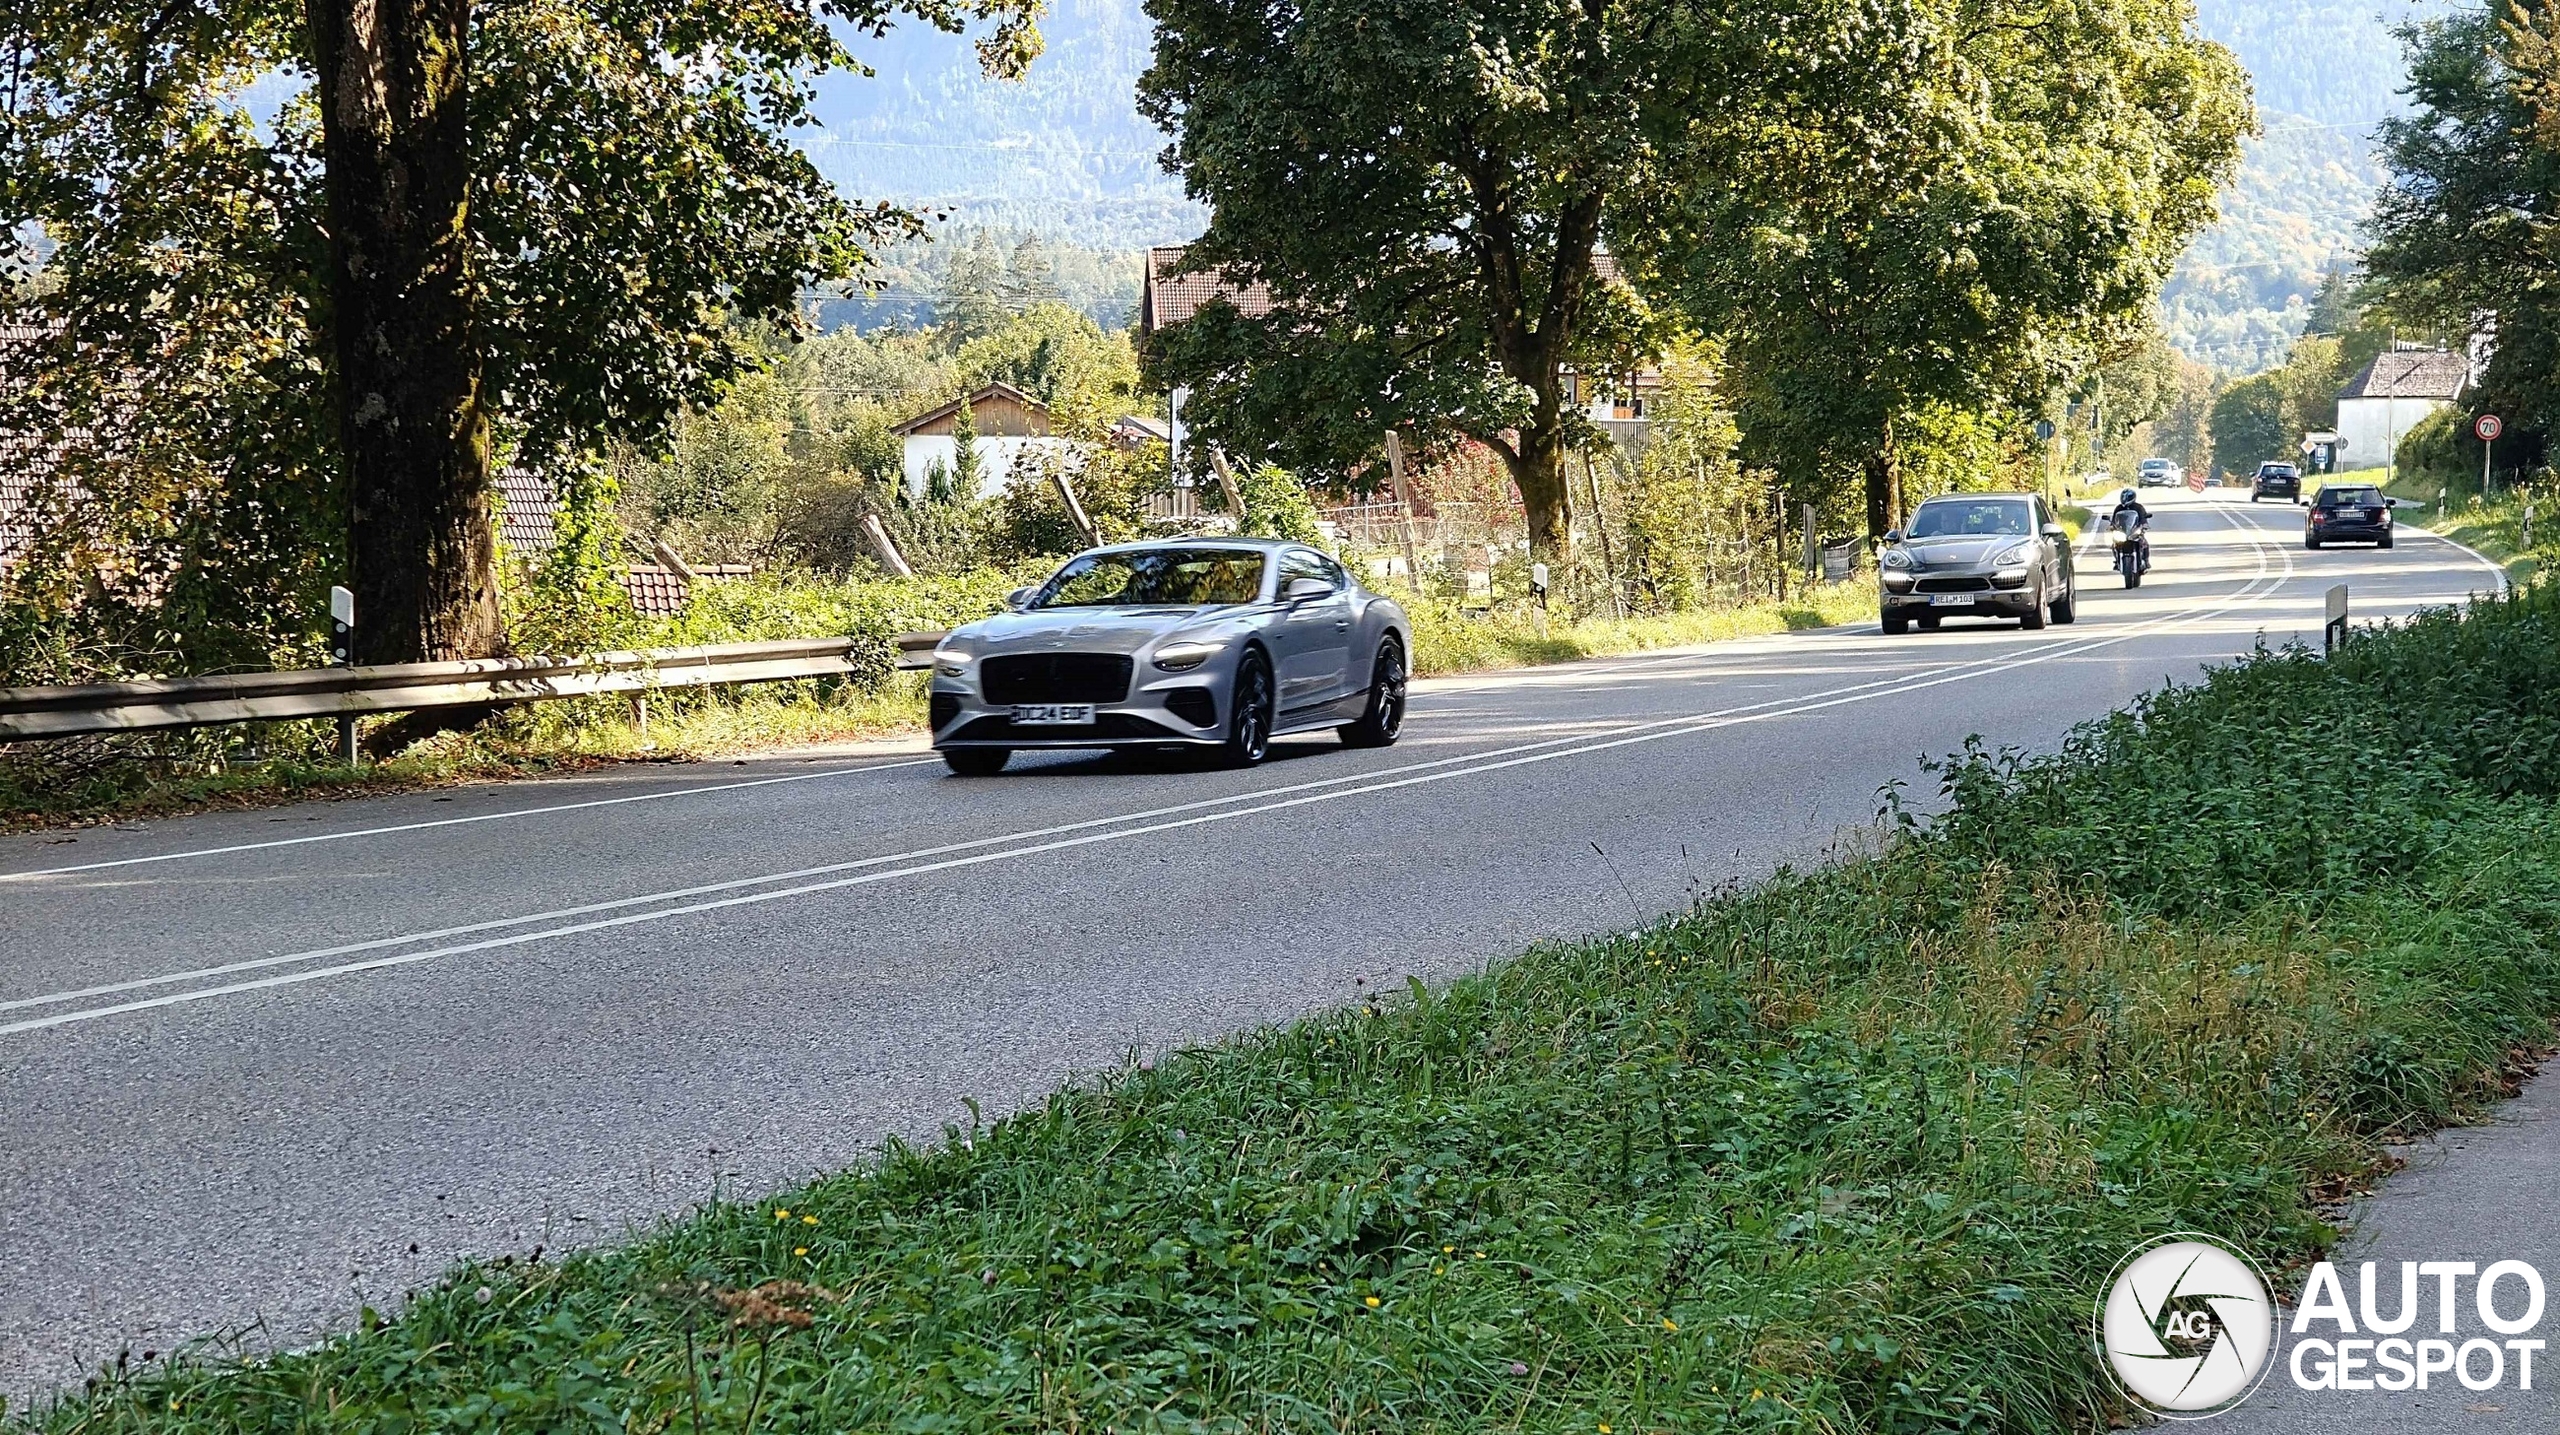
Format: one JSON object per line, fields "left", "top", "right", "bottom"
{"left": 2097, "top": 1235, "right": 2279, "bottom": 1419}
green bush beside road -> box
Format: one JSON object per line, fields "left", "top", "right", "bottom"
{"left": 24, "top": 590, "right": 2560, "bottom": 1433}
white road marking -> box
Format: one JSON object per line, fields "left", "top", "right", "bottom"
{"left": 0, "top": 757, "right": 943, "bottom": 882}
{"left": 1, "top": 512, "right": 2288, "bottom": 1037}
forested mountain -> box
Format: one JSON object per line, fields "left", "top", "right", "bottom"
{"left": 809, "top": 0, "right": 2447, "bottom": 364}
{"left": 2161, "top": 0, "right": 2444, "bottom": 369}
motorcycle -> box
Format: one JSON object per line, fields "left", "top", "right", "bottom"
{"left": 2106, "top": 510, "right": 2149, "bottom": 589}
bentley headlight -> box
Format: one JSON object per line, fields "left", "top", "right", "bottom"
{"left": 1153, "top": 640, "right": 1225, "bottom": 672}
{"left": 1881, "top": 548, "right": 1914, "bottom": 571}
{"left": 932, "top": 646, "right": 973, "bottom": 677}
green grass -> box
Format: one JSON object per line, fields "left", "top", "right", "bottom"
{"left": 0, "top": 579, "right": 1880, "bottom": 830}
{"left": 21, "top": 579, "right": 2560, "bottom": 1432}
{"left": 2362, "top": 465, "right": 2547, "bottom": 584}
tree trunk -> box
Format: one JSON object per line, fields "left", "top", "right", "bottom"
{"left": 1506, "top": 387, "right": 1575, "bottom": 569}
{"left": 1862, "top": 443, "right": 1904, "bottom": 539}
{"left": 310, "top": 0, "right": 504, "bottom": 667}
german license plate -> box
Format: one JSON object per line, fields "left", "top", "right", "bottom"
{"left": 1011, "top": 703, "right": 1095, "bottom": 726}
{"left": 1928, "top": 594, "right": 1976, "bottom": 607}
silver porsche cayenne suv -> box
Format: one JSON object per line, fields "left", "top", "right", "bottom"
{"left": 1877, "top": 491, "right": 2077, "bottom": 634}
{"left": 928, "top": 539, "right": 1413, "bottom": 775}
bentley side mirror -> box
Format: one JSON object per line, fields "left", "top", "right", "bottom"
{"left": 1282, "top": 576, "right": 1332, "bottom": 603}
{"left": 1005, "top": 585, "right": 1038, "bottom": 610}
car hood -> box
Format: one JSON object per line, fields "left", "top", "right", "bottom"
{"left": 1896, "top": 536, "right": 2030, "bottom": 568}
{"left": 952, "top": 604, "right": 1254, "bottom": 655}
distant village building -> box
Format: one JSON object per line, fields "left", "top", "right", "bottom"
{"left": 890, "top": 381, "right": 1074, "bottom": 499}
{"left": 2335, "top": 349, "right": 2469, "bottom": 473}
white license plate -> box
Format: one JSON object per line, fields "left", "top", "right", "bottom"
{"left": 1928, "top": 594, "right": 1976, "bottom": 607}
{"left": 1011, "top": 703, "right": 1096, "bottom": 726}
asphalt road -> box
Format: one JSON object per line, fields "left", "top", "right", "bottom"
{"left": 0, "top": 490, "right": 2507, "bottom": 1392}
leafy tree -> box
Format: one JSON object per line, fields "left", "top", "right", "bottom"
{"left": 956, "top": 302, "right": 1143, "bottom": 433}
{"left": 2156, "top": 358, "right": 2219, "bottom": 476}
{"left": 0, "top": 0, "right": 1039, "bottom": 671}
{"left": 2366, "top": 4, "right": 2557, "bottom": 433}
{"left": 1136, "top": 0, "right": 1951, "bottom": 566}
{"left": 2276, "top": 333, "right": 2347, "bottom": 439}
{"left": 2209, "top": 372, "right": 2286, "bottom": 474}
{"left": 1672, "top": 0, "right": 2252, "bottom": 535}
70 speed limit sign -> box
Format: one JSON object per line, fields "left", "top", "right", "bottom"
{"left": 2477, "top": 414, "right": 2504, "bottom": 442}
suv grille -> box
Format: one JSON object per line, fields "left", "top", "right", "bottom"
{"left": 1915, "top": 576, "right": 1993, "bottom": 594}
{"left": 980, "top": 652, "right": 1134, "bottom": 705}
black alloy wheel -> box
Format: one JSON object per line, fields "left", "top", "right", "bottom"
{"left": 1223, "top": 649, "right": 1275, "bottom": 767}
{"left": 1339, "top": 637, "right": 1407, "bottom": 747}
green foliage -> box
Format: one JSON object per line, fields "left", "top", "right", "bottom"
{"left": 1138, "top": 0, "right": 1950, "bottom": 559}
{"left": 983, "top": 443, "right": 1167, "bottom": 560}
{"left": 1671, "top": 0, "right": 2251, "bottom": 532}
{"left": 954, "top": 302, "right": 1142, "bottom": 434}
{"left": 32, "top": 586, "right": 2560, "bottom": 1433}
{"left": 2365, "top": 3, "right": 2560, "bottom": 440}
{"left": 2208, "top": 372, "right": 2286, "bottom": 474}
{"left": 1229, "top": 464, "right": 1324, "bottom": 544}
{"left": 0, "top": 0, "right": 1042, "bottom": 678}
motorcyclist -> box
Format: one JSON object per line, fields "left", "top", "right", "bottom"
{"left": 2108, "top": 488, "right": 2152, "bottom": 570}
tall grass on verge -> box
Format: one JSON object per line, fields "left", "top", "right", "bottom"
{"left": 23, "top": 594, "right": 2560, "bottom": 1434}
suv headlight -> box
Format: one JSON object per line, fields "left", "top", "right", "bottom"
{"left": 932, "top": 647, "right": 973, "bottom": 677}
{"left": 1153, "top": 640, "right": 1225, "bottom": 672}
{"left": 1992, "top": 542, "right": 2033, "bottom": 567}
{"left": 1880, "top": 548, "right": 1914, "bottom": 571}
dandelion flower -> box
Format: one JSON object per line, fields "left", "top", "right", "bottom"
{"left": 774, "top": 1208, "right": 790, "bottom": 1221}
{"left": 1442, "top": 1245, "right": 1455, "bottom": 1253}
{"left": 801, "top": 1214, "right": 819, "bottom": 1225}
{"left": 1364, "top": 1296, "right": 1381, "bottom": 1308}
{"left": 794, "top": 1246, "right": 809, "bottom": 1257}
{"left": 1662, "top": 1318, "right": 1678, "bottom": 1331}
{"left": 1600, "top": 1425, "right": 1613, "bottom": 1433}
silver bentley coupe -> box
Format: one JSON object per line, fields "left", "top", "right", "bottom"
{"left": 927, "top": 539, "right": 1413, "bottom": 774}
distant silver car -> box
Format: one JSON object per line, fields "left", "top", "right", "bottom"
{"left": 928, "top": 539, "right": 1413, "bottom": 774}
{"left": 1877, "top": 491, "right": 2077, "bottom": 634}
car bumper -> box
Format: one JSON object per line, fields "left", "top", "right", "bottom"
{"left": 928, "top": 678, "right": 1229, "bottom": 748}
{"left": 1881, "top": 587, "right": 2042, "bottom": 617}
{"left": 2311, "top": 522, "right": 2391, "bottom": 542}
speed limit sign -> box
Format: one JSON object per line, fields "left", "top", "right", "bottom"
{"left": 2477, "top": 414, "right": 2504, "bottom": 442}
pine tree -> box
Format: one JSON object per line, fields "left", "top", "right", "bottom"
{"left": 935, "top": 230, "right": 1007, "bottom": 346}
{"left": 946, "top": 391, "right": 980, "bottom": 501}
{"left": 1006, "top": 234, "right": 1062, "bottom": 311}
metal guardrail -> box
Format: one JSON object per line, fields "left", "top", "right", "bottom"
{"left": 0, "top": 633, "right": 948, "bottom": 741}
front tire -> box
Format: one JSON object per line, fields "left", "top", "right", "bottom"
{"left": 2021, "top": 582, "right": 2048, "bottom": 629}
{"left": 1881, "top": 611, "right": 1910, "bottom": 635}
{"left": 942, "top": 748, "right": 1010, "bottom": 776}
{"left": 2051, "top": 583, "right": 2076, "bottom": 625}
{"left": 1221, "top": 649, "right": 1275, "bottom": 767}
{"left": 1338, "top": 637, "right": 1407, "bottom": 748}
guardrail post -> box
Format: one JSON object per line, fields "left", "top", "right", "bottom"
{"left": 329, "top": 586, "right": 358, "bottom": 764}
{"left": 2324, "top": 584, "right": 2348, "bottom": 656}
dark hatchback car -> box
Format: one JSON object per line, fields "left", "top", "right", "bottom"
{"left": 2305, "top": 483, "right": 2394, "bottom": 549}
{"left": 2252, "top": 463, "right": 2301, "bottom": 503}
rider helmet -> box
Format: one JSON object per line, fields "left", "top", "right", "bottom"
{"left": 2119, "top": 488, "right": 2139, "bottom": 507}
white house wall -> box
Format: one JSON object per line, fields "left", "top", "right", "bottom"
{"left": 901, "top": 436, "right": 1081, "bottom": 499}
{"left": 2335, "top": 397, "right": 2452, "bottom": 474}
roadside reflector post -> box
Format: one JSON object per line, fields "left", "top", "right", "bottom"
{"left": 328, "top": 585, "right": 359, "bottom": 765}
{"left": 2324, "top": 584, "right": 2349, "bottom": 656}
